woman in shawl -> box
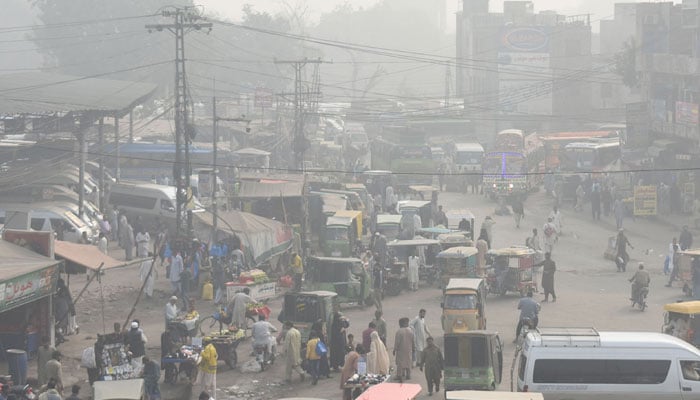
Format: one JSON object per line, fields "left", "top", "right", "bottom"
{"left": 329, "top": 309, "right": 349, "bottom": 371}
{"left": 366, "top": 330, "right": 390, "bottom": 374}
{"left": 340, "top": 344, "right": 362, "bottom": 400}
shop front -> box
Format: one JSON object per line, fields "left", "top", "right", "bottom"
{"left": 0, "top": 240, "right": 61, "bottom": 359}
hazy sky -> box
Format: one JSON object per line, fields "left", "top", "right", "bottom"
{"left": 198, "top": 0, "right": 618, "bottom": 30}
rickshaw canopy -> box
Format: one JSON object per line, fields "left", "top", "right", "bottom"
{"left": 445, "top": 278, "right": 484, "bottom": 292}
{"left": 326, "top": 216, "right": 353, "bottom": 228}
{"left": 489, "top": 246, "right": 535, "bottom": 257}
{"left": 445, "top": 209, "right": 476, "bottom": 225}
{"left": 334, "top": 209, "right": 362, "bottom": 237}
{"left": 387, "top": 238, "right": 440, "bottom": 247}
{"left": 419, "top": 227, "right": 457, "bottom": 235}
{"left": 664, "top": 301, "right": 700, "bottom": 314}
{"left": 398, "top": 200, "right": 432, "bottom": 211}
{"left": 438, "top": 246, "right": 479, "bottom": 258}
{"left": 439, "top": 233, "right": 472, "bottom": 246}
{"left": 377, "top": 214, "right": 402, "bottom": 225}
{"left": 681, "top": 249, "right": 700, "bottom": 257}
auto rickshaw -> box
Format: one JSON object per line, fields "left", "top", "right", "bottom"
{"left": 445, "top": 209, "right": 476, "bottom": 240}
{"left": 385, "top": 238, "right": 440, "bottom": 295}
{"left": 443, "top": 331, "right": 503, "bottom": 391}
{"left": 306, "top": 256, "right": 373, "bottom": 307}
{"left": 277, "top": 290, "right": 337, "bottom": 345}
{"left": 407, "top": 184, "right": 439, "bottom": 204}
{"left": 677, "top": 249, "right": 700, "bottom": 296}
{"left": 439, "top": 232, "right": 473, "bottom": 251}
{"left": 322, "top": 210, "right": 362, "bottom": 257}
{"left": 437, "top": 247, "right": 480, "bottom": 288}
{"left": 485, "top": 247, "right": 537, "bottom": 296}
{"left": 441, "top": 278, "right": 487, "bottom": 333}
{"left": 376, "top": 214, "right": 402, "bottom": 241}
{"left": 361, "top": 170, "right": 395, "bottom": 197}
{"left": 663, "top": 301, "right": 700, "bottom": 347}
{"left": 397, "top": 200, "right": 433, "bottom": 228}
{"left": 344, "top": 183, "right": 371, "bottom": 210}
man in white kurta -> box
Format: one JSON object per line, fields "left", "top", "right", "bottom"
{"left": 228, "top": 288, "right": 254, "bottom": 329}
{"left": 410, "top": 309, "right": 432, "bottom": 366}
{"left": 136, "top": 228, "right": 154, "bottom": 297}
{"left": 408, "top": 255, "right": 420, "bottom": 291}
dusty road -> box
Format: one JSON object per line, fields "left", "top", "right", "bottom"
{"left": 42, "top": 188, "right": 691, "bottom": 399}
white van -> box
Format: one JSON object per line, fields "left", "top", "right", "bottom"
{"left": 516, "top": 327, "right": 700, "bottom": 399}
{"left": 107, "top": 181, "right": 203, "bottom": 230}
{"left": 0, "top": 204, "right": 92, "bottom": 243}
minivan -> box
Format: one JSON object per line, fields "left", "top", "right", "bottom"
{"left": 516, "top": 327, "right": 700, "bottom": 399}
{"left": 0, "top": 204, "right": 93, "bottom": 243}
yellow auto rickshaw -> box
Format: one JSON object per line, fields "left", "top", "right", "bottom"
{"left": 441, "top": 278, "right": 487, "bottom": 333}
{"left": 663, "top": 301, "right": 700, "bottom": 348}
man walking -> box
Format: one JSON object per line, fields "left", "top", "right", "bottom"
{"left": 124, "top": 222, "right": 135, "bottom": 261}
{"left": 613, "top": 197, "right": 626, "bottom": 230}
{"left": 142, "top": 357, "right": 161, "bottom": 400}
{"left": 291, "top": 252, "right": 303, "bottom": 291}
{"left": 410, "top": 309, "right": 432, "bottom": 366}
{"left": 373, "top": 310, "right": 387, "bottom": 345}
{"left": 591, "top": 185, "right": 601, "bottom": 220}
{"left": 198, "top": 342, "right": 217, "bottom": 396}
{"left": 408, "top": 253, "right": 420, "bottom": 291}
{"left": 37, "top": 336, "right": 55, "bottom": 386}
{"left": 543, "top": 218, "right": 557, "bottom": 254}
{"left": 393, "top": 317, "right": 414, "bottom": 383}
{"left": 45, "top": 351, "right": 64, "bottom": 394}
{"left": 282, "top": 321, "right": 306, "bottom": 383}
{"left": 418, "top": 337, "right": 444, "bottom": 397}
{"left": 615, "top": 229, "right": 633, "bottom": 272}
{"left": 538, "top": 252, "right": 557, "bottom": 302}
{"left": 165, "top": 296, "right": 178, "bottom": 330}
{"left": 362, "top": 322, "right": 376, "bottom": 352}
{"left": 512, "top": 197, "right": 524, "bottom": 228}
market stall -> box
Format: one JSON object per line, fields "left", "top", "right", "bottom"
{"left": 0, "top": 238, "right": 61, "bottom": 358}
{"left": 226, "top": 269, "right": 277, "bottom": 302}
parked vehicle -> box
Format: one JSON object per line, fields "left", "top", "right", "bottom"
{"left": 322, "top": 210, "right": 362, "bottom": 257}
{"left": 446, "top": 391, "right": 543, "bottom": 400}
{"left": 485, "top": 247, "right": 537, "bottom": 296}
{"left": 0, "top": 204, "right": 93, "bottom": 243}
{"left": 376, "top": 214, "right": 402, "bottom": 240}
{"left": 663, "top": 301, "right": 700, "bottom": 348}
{"left": 445, "top": 209, "right": 476, "bottom": 240}
{"left": 438, "top": 233, "right": 472, "bottom": 251}
{"left": 277, "top": 291, "right": 337, "bottom": 345}
{"left": 436, "top": 247, "right": 479, "bottom": 288}
{"left": 444, "top": 331, "right": 502, "bottom": 391}
{"left": 397, "top": 200, "right": 433, "bottom": 229}
{"left": 441, "top": 278, "right": 487, "bottom": 333}
{"left": 386, "top": 238, "right": 440, "bottom": 295}
{"left": 306, "top": 256, "right": 372, "bottom": 307}
{"left": 515, "top": 327, "right": 700, "bottom": 399}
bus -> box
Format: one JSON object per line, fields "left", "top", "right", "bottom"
{"left": 561, "top": 140, "right": 621, "bottom": 172}
{"left": 538, "top": 130, "right": 618, "bottom": 171}
{"left": 371, "top": 127, "right": 434, "bottom": 187}
{"left": 482, "top": 151, "right": 528, "bottom": 196}
{"left": 454, "top": 143, "right": 485, "bottom": 173}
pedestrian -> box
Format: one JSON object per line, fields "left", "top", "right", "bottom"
{"left": 329, "top": 308, "right": 349, "bottom": 371}
{"left": 282, "top": 321, "right": 306, "bottom": 383}
{"left": 681, "top": 225, "right": 694, "bottom": 251}
{"left": 526, "top": 228, "right": 541, "bottom": 252}
{"left": 306, "top": 331, "right": 322, "bottom": 385}
{"left": 372, "top": 258, "right": 383, "bottom": 311}
{"left": 667, "top": 238, "right": 681, "bottom": 286}
{"left": 435, "top": 205, "right": 448, "bottom": 227}
{"left": 340, "top": 344, "right": 362, "bottom": 400}
{"left": 228, "top": 288, "right": 253, "bottom": 330}
{"left": 45, "top": 351, "right": 64, "bottom": 394}
{"left": 362, "top": 322, "right": 376, "bottom": 352}
{"left": 543, "top": 218, "right": 557, "bottom": 254}
{"left": 538, "top": 252, "right": 557, "bottom": 302}
{"left": 118, "top": 210, "right": 128, "bottom": 248}
{"left": 575, "top": 184, "right": 585, "bottom": 212}
{"left": 476, "top": 233, "right": 488, "bottom": 274}
{"left": 140, "top": 257, "right": 155, "bottom": 299}
{"left": 515, "top": 291, "right": 540, "bottom": 340}
{"left": 64, "top": 385, "right": 80, "bottom": 400}
{"left": 408, "top": 253, "right": 420, "bottom": 291}
{"left": 197, "top": 342, "right": 217, "bottom": 396}
{"left": 366, "top": 330, "right": 390, "bottom": 374}
{"left": 693, "top": 257, "right": 700, "bottom": 300}
{"left": 548, "top": 206, "right": 562, "bottom": 235}
{"left": 310, "top": 319, "right": 331, "bottom": 378}
{"left": 179, "top": 265, "right": 192, "bottom": 310}
{"left": 37, "top": 336, "right": 55, "bottom": 386}
{"left": 481, "top": 216, "right": 495, "bottom": 248}
{"left": 291, "top": 252, "right": 303, "bottom": 291}
{"left": 512, "top": 197, "right": 524, "bottom": 228}
{"left": 97, "top": 232, "right": 108, "bottom": 255}
{"left": 126, "top": 321, "right": 147, "bottom": 359}
{"left": 38, "top": 379, "right": 61, "bottom": 400}
{"left": 615, "top": 229, "right": 633, "bottom": 272}
{"left": 613, "top": 198, "right": 625, "bottom": 230}
{"left": 142, "top": 357, "right": 161, "bottom": 400}
{"left": 165, "top": 296, "right": 178, "bottom": 330}
{"left": 418, "top": 337, "right": 444, "bottom": 397}
{"left": 136, "top": 227, "right": 150, "bottom": 258}
{"left": 231, "top": 246, "right": 246, "bottom": 276}
{"left": 372, "top": 310, "right": 387, "bottom": 345}
{"left": 80, "top": 344, "right": 98, "bottom": 385}
{"left": 591, "top": 185, "right": 601, "bottom": 220}
{"left": 410, "top": 309, "right": 432, "bottom": 366}
{"left": 393, "top": 317, "right": 414, "bottom": 383}
{"left": 345, "top": 333, "right": 355, "bottom": 354}
{"left": 109, "top": 205, "right": 119, "bottom": 242}
{"left": 602, "top": 184, "right": 612, "bottom": 216}
{"left": 124, "top": 222, "right": 135, "bottom": 261}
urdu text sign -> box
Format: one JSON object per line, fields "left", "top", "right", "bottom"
{"left": 634, "top": 185, "right": 657, "bottom": 216}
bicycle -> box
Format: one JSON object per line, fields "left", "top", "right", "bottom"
{"left": 198, "top": 307, "right": 255, "bottom": 337}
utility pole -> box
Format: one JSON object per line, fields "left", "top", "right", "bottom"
{"left": 444, "top": 64, "right": 452, "bottom": 109}
{"left": 147, "top": 7, "right": 212, "bottom": 238}
{"left": 274, "top": 58, "right": 328, "bottom": 171}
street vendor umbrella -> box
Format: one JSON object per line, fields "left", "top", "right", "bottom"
{"left": 357, "top": 382, "right": 422, "bottom": 400}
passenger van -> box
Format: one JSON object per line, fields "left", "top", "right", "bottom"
{"left": 107, "top": 181, "right": 203, "bottom": 230}
{"left": 0, "top": 204, "right": 93, "bottom": 243}
{"left": 516, "top": 327, "right": 700, "bottom": 399}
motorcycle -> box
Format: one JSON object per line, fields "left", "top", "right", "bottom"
{"left": 254, "top": 344, "right": 274, "bottom": 371}
{"left": 419, "top": 264, "right": 438, "bottom": 286}
{"left": 631, "top": 285, "right": 649, "bottom": 311}
{"left": 0, "top": 376, "right": 36, "bottom": 400}
{"left": 516, "top": 317, "right": 536, "bottom": 347}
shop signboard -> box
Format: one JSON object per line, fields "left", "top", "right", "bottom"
{"left": 675, "top": 101, "right": 699, "bottom": 125}
{"left": 634, "top": 185, "right": 658, "bottom": 216}
{"left": 0, "top": 264, "right": 59, "bottom": 313}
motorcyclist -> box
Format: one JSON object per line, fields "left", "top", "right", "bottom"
{"left": 629, "top": 263, "right": 650, "bottom": 303}
{"left": 251, "top": 314, "right": 278, "bottom": 358}
{"left": 515, "top": 290, "right": 540, "bottom": 341}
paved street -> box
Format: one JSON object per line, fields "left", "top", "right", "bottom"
{"left": 27, "top": 187, "right": 694, "bottom": 400}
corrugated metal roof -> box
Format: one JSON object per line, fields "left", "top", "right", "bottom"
{"left": 0, "top": 239, "right": 60, "bottom": 281}
{"left": 0, "top": 72, "right": 157, "bottom": 116}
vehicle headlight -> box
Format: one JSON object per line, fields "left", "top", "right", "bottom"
{"left": 509, "top": 183, "right": 514, "bottom": 189}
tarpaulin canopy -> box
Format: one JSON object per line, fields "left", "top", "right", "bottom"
{"left": 0, "top": 239, "right": 60, "bottom": 282}
{"left": 53, "top": 241, "right": 130, "bottom": 271}
{"left": 194, "top": 210, "right": 293, "bottom": 265}
{"left": 236, "top": 180, "right": 303, "bottom": 199}
{"left": 0, "top": 239, "right": 61, "bottom": 313}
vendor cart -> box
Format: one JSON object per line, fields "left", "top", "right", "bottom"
{"left": 161, "top": 345, "right": 198, "bottom": 384}
{"left": 342, "top": 374, "right": 392, "bottom": 399}
{"left": 226, "top": 269, "right": 278, "bottom": 303}
{"left": 202, "top": 333, "right": 243, "bottom": 369}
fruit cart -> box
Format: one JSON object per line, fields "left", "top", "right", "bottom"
{"left": 226, "top": 269, "right": 277, "bottom": 303}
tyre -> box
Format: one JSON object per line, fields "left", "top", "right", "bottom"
{"left": 199, "top": 316, "right": 216, "bottom": 336}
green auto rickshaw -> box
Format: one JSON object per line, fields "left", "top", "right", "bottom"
{"left": 444, "top": 331, "right": 503, "bottom": 391}
{"left": 306, "top": 256, "right": 373, "bottom": 307}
